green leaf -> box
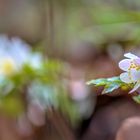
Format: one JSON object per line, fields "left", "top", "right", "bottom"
{"left": 102, "top": 83, "right": 121, "bottom": 94}
{"left": 0, "top": 96, "right": 24, "bottom": 117}
{"left": 87, "top": 76, "right": 126, "bottom": 94}
{"left": 86, "top": 78, "right": 107, "bottom": 86}
{"left": 133, "top": 95, "right": 140, "bottom": 104}
{"left": 0, "top": 76, "right": 14, "bottom": 96}
{"left": 107, "top": 77, "right": 121, "bottom": 82}
{"left": 57, "top": 88, "right": 80, "bottom": 125}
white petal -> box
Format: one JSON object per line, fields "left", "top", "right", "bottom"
{"left": 124, "top": 53, "right": 138, "bottom": 59}
{"left": 29, "top": 53, "right": 43, "bottom": 69}
{"left": 119, "top": 59, "right": 131, "bottom": 71}
{"left": 130, "top": 69, "right": 140, "bottom": 82}
{"left": 129, "top": 82, "right": 140, "bottom": 93}
{"left": 134, "top": 58, "right": 140, "bottom": 65}
{"left": 120, "top": 72, "right": 132, "bottom": 83}
{"left": 9, "top": 38, "right": 31, "bottom": 67}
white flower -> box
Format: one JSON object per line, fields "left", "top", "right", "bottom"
{"left": 119, "top": 53, "right": 140, "bottom": 93}
{"left": 0, "top": 35, "right": 42, "bottom": 76}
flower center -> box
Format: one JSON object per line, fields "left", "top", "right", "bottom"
{"left": 129, "top": 61, "right": 140, "bottom": 70}
{"left": 0, "top": 59, "right": 16, "bottom": 76}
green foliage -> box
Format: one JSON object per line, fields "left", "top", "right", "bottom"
{"left": 0, "top": 58, "right": 79, "bottom": 123}
{"left": 53, "top": 1, "right": 140, "bottom": 47}
{"left": 133, "top": 95, "right": 140, "bottom": 104}
{"left": 57, "top": 88, "right": 80, "bottom": 125}
{"left": 87, "top": 76, "right": 129, "bottom": 94}
{"left": 0, "top": 96, "right": 24, "bottom": 117}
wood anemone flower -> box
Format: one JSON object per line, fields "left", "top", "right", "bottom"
{"left": 119, "top": 53, "right": 140, "bottom": 93}
{"left": 0, "top": 35, "right": 42, "bottom": 76}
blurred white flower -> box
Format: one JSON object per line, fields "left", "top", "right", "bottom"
{"left": 0, "top": 35, "right": 42, "bottom": 76}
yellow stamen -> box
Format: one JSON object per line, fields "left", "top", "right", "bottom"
{"left": 129, "top": 61, "right": 140, "bottom": 70}
{"left": 0, "top": 59, "right": 16, "bottom": 76}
